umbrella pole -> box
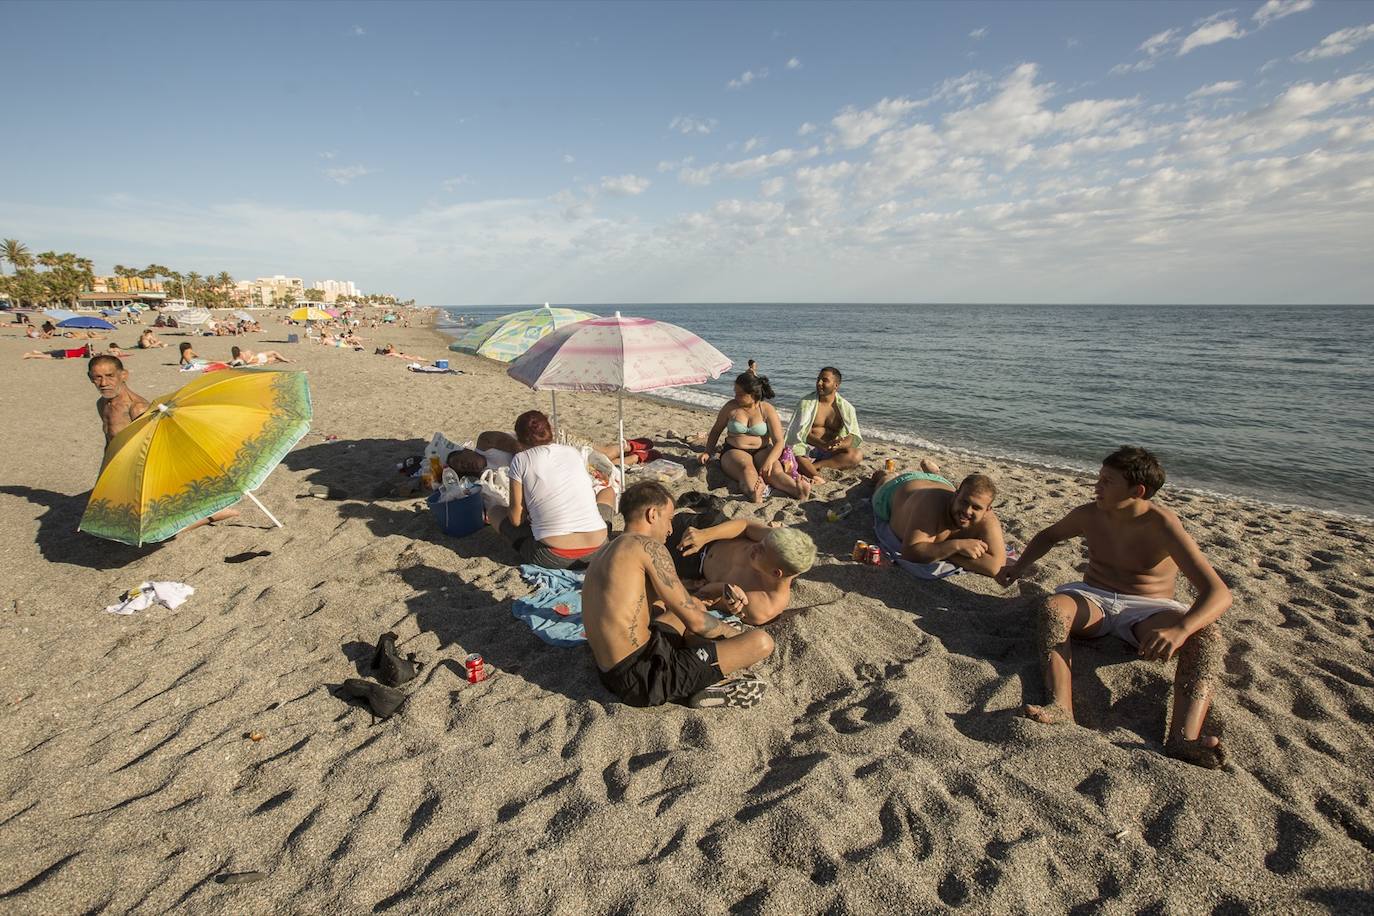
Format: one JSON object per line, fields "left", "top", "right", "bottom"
{"left": 551, "top": 391, "right": 559, "bottom": 440}
{"left": 244, "top": 490, "right": 283, "bottom": 528}
{"left": 617, "top": 391, "right": 625, "bottom": 507}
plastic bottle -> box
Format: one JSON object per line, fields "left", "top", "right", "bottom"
{"left": 826, "top": 502, "right": 853, "bottom": 523}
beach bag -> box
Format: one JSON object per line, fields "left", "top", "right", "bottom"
{"left": 478, "top": 467, "right": 510, "bottom": 511}
{"left": 583, "top": 448, "right": 623, "bottom": 495}
{"left": 424, "top": 431, "right": 463, "bottom": 466}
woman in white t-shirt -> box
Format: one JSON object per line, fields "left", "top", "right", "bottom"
{"left": 487, "top": 410, "right": 613, "bottom": 569}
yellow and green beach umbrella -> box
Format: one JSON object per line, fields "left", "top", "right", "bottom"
{"left": 80, "top": 370, "right": 312, "bottom": 546}
{"left": 449, "top": 304, "right": 597, "bottom": 362}
{"left": 289, "top": 306, "right": 332, "bottom": 322}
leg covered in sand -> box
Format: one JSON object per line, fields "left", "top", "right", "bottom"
{"left": 1159, "top": 620, "right": 1226, "bottom": 769}
{"left": 1021, "top": 592, "right": 1103, "bottom": 725}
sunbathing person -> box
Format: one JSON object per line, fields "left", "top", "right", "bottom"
{"left": 871, "top": 460, "right": 1007, "bottom": 579}
{"left": 230, "top": 346, "right": 292, "bottom": 366}
{"left": 178, "top": 342, "right": 199, "bottom": 367}
{"left": 138, "top": 329, "right": 168, "bottom": 349}
{"left": 23, "top": 344, "right": 92, "bottom": 360}
{"left": 377, "top": 343, "right": 426, "bottom": 360}
{"left": 486, "top": 410, "right": 615, "bottom": 570}
{"left": 582, "top": 481, "right": 774, "bottom": 708}
{"left": 785, "top": 366, "right": 864, "bottom": 479}
{"left": 104, "top": 342, "right": 134, "bottom": 358}
{"left": 698, "top": 372, "right": 811, "bottom": 502}
{"left": 61, "top": 329, "right": 105, "bottom": 340}
{"left": 669, "top": 496, "right": 817, "bottom": 625}
{"left": 997, "top": 445, "right": 1231, "bottom": 769}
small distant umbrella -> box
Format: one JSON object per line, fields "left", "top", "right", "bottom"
{"left": 161, "top": 302, "right": 189, "bottom": 313}
{"left": 232, "top": 310, "right": 254, "bottom": 322}
{"left": 323, "top": 307, "right": 340, "bottom": 318}
{"left": 178, "top": 309, "right": 213, "bottom": 326}
{"left": 43, "top": 308, "right": 79, "bottom": 322}
{"left": 57, "top": 316, "right": 116, "bottom": 331}
{"left": 382, "top": 314, "right": 397, "bottom": 322}
{"left": 450, "top": 304, "right": 598, "bottom": 363}
{"left": 289, "top": 306, "right": 331, "bottom": 322}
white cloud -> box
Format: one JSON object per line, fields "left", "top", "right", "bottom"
{"left": 677, "top": 147, "right": 820, "bottom": 186}
{"left": 1188, "top": 80, "right": 1244, "bottom": 99}
{"left": 319, "top": 151, "right": 337, "bottom": 160}
{"left": 798, "top": 122, "right": 817, "bottom": 136}
{"left": 831, "top": 97, "right": 921, "bottom": 149}
{"left": 657, "top": 156, "right": 693, "bottom": 173}
{"left": 969, "top": 27, "right": 988, "bottom": 40}
{"left": 442, "top": 175, "right": 473, "bottom": 191}
{"left": 1111, "top": 28, "right": 1178, "bottom": 74}
{"left": 1178, "top": 19, "right": 1244, "bottom": 55}
{"left": 351, "top": 25, "right": 365, "bottom": 36}
{"left": 741, "top": 137, "right": 763, "bottom": 153}
{"left": 600, "top": 174, "right": 650, "bottom": 196}
{"left": 562, "top": 154, "right": 576, "bottom": 164}
{"left": 324, "top": 164, "right": 372, "bottom": 185}
{"left": 786, "top": 57, "right": 802, "bottom": 69}
{"left": 1294, "top": 23, "right": 1374, "bottom": 62}
{"left": 760, "top": 176, "right": 786, "bottom": 197}
{"left": 727, "top": 68, "right": 769, "bottom": 89}
{"left": 669, "top": 115, "right": 718, "bottom": 135}
{"left": 1253, "top": 0, "right": 1314, "bottom": 27}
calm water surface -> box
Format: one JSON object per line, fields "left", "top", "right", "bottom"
{"left": 439, "top": 303, "right": 1374, "bottom": 518}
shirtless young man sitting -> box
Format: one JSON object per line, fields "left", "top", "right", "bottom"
{"left": 582, "top": 482, "right": 775, "bottom": 709}
{"left": 871, "top": 460, "right": 1007, "bottom": 578}
{"left": 666, "top": 498, "right": 816, "bottom": 625}
{"left": 89, "top": 354, "right": 239, "bottom": 528}
{"left": 785, "top": 366, "right": 864, "bottom": 480}
{"left": 996, "top": 445, "right": 1231, "bottom": 769}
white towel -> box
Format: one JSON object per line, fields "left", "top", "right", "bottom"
{"left": 104, "top": 581, "right": 195, "bottom": 616}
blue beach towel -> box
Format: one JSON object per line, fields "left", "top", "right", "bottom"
{"left": 513, "top": 565, "right": 587, "bottom": 646}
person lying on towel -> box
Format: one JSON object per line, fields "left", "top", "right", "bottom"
{"left": 871, "top": 459, "right": 1008, "bottom": 580}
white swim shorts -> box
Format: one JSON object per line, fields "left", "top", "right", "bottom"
{"left": 1054, "top": 582, "right": 1187, "bottom": 647}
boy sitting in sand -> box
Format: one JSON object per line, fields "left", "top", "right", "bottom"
{"left": 871, "top": 460, "right": 1008, "bottom": 578}
{"left": 997, "top": 445, "right": 1230, "bottom": 769}
{"left": 582, "top": 482, "right": 773, "bottom": 709}
{"left": 668, "top": 496, "right": 817, "bottom": 625}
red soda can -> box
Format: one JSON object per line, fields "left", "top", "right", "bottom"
{"left": 852, "top": 540, "right": 869, "bottom": 561}
{"left": 465, "top": 653, "right": 487, "bottom": 683}
{"left": 867, "top": 545, "right": 882, "bottom": 565}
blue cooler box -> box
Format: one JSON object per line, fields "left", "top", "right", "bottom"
{"left": 427, "top": 490, "right": 484, "bottom": 537}
{"left": 435, "top": 359, "right": 449, "bottom": 370}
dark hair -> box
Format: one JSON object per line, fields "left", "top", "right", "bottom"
{"left": 958, "top": 473, "right": 997, "bottom": 501}
{"left": 41, "top": 321, "right": 54, "bottom": 332}
{"left": 87, "top": 354, "right": 123, "bottom": 374}
{"left": 446, "top": 449, "right": 486, "bottom": 476}
{"left": 734, "top": 371, "right": 774, "bottom": 401}
{"left": 819, "top": 366, "right": 842, "bottom": 383}
{"left": 231, "top": 346, "right": 242, "bottom": 359}
{"left": 178, "top": 342, "right": 192, "bottom": 352}
{"left": 514, "top": 410, "right": 554, "bottom": 446}
{"left": 1103, "top": 445, "right": 1165, "bottom": 498}
{"left": 620, "top": 481, "right": 674, "bottom": 519}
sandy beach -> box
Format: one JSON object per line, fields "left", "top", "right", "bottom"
{"left": 1, "top": 313, "right": 1372, "bottom": 914}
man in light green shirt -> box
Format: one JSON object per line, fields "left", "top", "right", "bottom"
{"left": 783, "top": 366, "right": 864, "bottom": 479}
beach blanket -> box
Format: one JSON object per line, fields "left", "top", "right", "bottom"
{"left": 407, "top": 363, "right": 459, "bottom": 374}
{"left": 104, "top": 581, "right": 195, "bottom": 615}
{"left": 513, "top": 565, "right": 587, "bottom": 646}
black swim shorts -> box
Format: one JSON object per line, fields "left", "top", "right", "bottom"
{"left": 666, "top": 504, "right": 730, "bottom": 582}
{"left": 597, "top": 621, "right": 721, "bottom": 707}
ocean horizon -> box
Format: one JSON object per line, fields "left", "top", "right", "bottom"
{"left": 437, "top": 302, "right": 1374, "bottom": 520}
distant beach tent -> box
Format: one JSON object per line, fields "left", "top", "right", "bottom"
{"left": 80, "top": 369, "right": 312, "bottom": 546}
{"left": 178, "top": 309, "right": 214, "bottom": 326}
{"left": 289, "top": 306, "right": 331, "bottom": 322}
{"left": 57, "top": 316, "right": 116, "bottom": 331}
{"left": 507, "top": 311, "right": 731, "bottom": 487}
{"left": 450, "top": 304, "right": 598, "bottom": 363}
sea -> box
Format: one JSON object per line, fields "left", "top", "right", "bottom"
{"left": 436, "top": 303, "right": 1374, "bottom": 520}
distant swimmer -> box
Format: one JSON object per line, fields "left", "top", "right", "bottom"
{"left": 582, "top": 482, "right": 773, "bottom": 709}
{"left": 997, "top": 445, "right": 1230, "bottom": 769}
{"left": 870, "top": 460, "right": 1008, "bottom": 579}
{"left": 785, "top": 366, "right": 864, "bottom": 480}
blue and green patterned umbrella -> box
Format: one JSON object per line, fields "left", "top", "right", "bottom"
{"left": 449, "top": 304, "right": 597, "bottom": 363}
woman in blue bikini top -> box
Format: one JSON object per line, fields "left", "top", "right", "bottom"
{"left": 698, "top": 372, "right": 811, "bottom": 503}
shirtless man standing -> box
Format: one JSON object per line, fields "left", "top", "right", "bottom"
{"left": 871, "top": 460, "right": 1007, "bottom": 578}
{"left": 997, "top": 445, "right": 1230, "bottom": 768}
{"left": 89, "top": 354, "right": 149, "bottom": 444}
{"left": 582, "top": 482, "right": 774, "bottom": 709}
{"left": 785, "top": 367, "right": 864, "bottom": 479}
{"left": 667, "top": 498, "right": 816, "bottom": 625}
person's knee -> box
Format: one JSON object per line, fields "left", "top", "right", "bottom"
{"left": 751, "top": 629, "right": 775, "bottom": 662}
{"left": 1180, "top": 623, "right": 1225, "bottom": 676}
{"left": 839, "top": 448, "right": 863, "bottom": 466}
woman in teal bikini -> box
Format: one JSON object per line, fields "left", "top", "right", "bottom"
{"left": 698, "top": 373, "right": 812, "bottom": 503}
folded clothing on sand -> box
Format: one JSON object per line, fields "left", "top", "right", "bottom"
{"left": 105, "top": 580, "right": 195, "bottom": 615}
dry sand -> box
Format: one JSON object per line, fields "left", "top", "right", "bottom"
{"left": 0, "top": 313, "right": 1372, "bottom": 914}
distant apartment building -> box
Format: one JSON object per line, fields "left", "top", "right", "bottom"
{"left": 310, "top": 279, "right": 360, "bottom": 303}
{"left": 234, "top": 275, "right": 305, "bottom": 306}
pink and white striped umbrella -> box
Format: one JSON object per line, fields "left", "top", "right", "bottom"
{"left": 507, "top": 312, "right": 731, "bottom": 393}
{"left": 506, "top": 312, "right": 732, "bottom": 486}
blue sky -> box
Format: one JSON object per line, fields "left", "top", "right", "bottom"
{"left": 4, "top": 0, "right": 1372, "bottom": 304}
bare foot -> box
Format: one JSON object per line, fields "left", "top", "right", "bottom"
{"left": 920, "top": 458, "right": 941, "bottom": 473}
{"left": 797, "top": 476, "right": 813, "bottom": 499}
{"left": 808, "top": 469, "right": 825, "bottom": 482}
{"left": 1020, "top": 702, "right": 1072, "bottom": 725}
{"left": 1165, "top": 735, "right": 1226, "bottom": 769}
{"left": 751, "top": 477, "right": 767, "bottom": 504}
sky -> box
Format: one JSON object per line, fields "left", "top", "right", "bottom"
{"left": 3, "top": 0, "right": 1373, "bottom": 305}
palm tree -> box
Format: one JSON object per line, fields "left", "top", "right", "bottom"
{"left": 2, "top": 239, "right": 31, "bottom": 275}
